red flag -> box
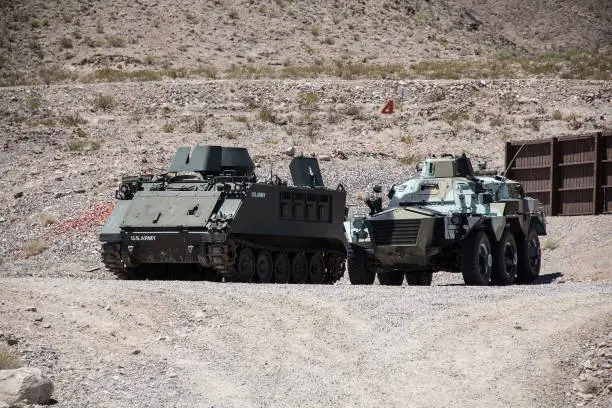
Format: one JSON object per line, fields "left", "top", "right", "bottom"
{"left": 381, "top": 100, "right": 394, "bottom": 114}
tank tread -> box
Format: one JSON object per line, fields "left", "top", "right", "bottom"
{"left": 101, "top": 242, "right": 133, "bottom": 280}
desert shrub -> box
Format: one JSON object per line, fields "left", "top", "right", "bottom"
{"left": 221, "top": 131, "right": 238, "bottom": 139}
{"left": 0, "top": 347, "right": 21, "bottom": 370}
{"left": 233, "top": 115, "right": 248, "bottom": 123}
{"left": 84, "top": 36, "right": 101, "bottom": 48}
{"left": 107, "top": 36, "right": 125, "bottom": 47}
{"left": 399, "top": 155, "right": 419, "bottom": 166}
{"left": 93, "top": 94, "right": 115, "bottom": 111}
{"left": 23, "top": 239, "right": 48, "bottom": 257}
{"left": 67, "top": 137, "right": 86, "bottom": 151}
{"left": 322, "top": 36, "right": 334, "bottom": 45}
{"left": 344, "top": 104, "right": 364, "bottom": 119}
{"left": 60, "top": 112, "right": 87, "bottom": 126}
{"left": 90, "top": 139, "right": 102, "bottom": 150}
{"left": 26, "top": 96, "right": 41, "bottom": 111}
{"left": 59, "top": 36, "right": 73, "bottom": 49}
{"left": 552, "top": 109, "right": 563, "bottom": 120}
{"left": 427, "top": 87, "right": 446, "bottom": 102}
{"left": 228, "top": 9, "right": 239, "bottom": 19}
{"left": 258, "top": 107, "right": 278, "bottom": 124}
{"left": 489, "top": 115, "right": 504, "bottom": 127}
{"left": 525, "top": 117, "right": 541, "bottom": 131}
{"left": 311, "top": 26, "right": 320, "bottom": 37}
{"left": 400, "top": 135, "right": 413, "bottom": 144}
{"left": 297, "top": 91, "right": 318, "bottom": 111}
{"left": 39, "top": 211, "right": 58, "bottom": 226}
{"left": 161, "top": 122, "right": 175, "bottom": 133}
{"left": 30, "top": 19, "right": 41, "bottom": 28}
{"left": 192, "top": 116, "right": 206, "bottom": 133}
{"left": 96, "top": 20, "right": 104, "bottom": 33}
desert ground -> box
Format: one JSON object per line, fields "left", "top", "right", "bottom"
{"left": 1, "top": 1, "right": 611, "bottom": 407}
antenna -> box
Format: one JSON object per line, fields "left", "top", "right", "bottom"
{"left": 496, "top": 142, "right": 526, "bottom": 200}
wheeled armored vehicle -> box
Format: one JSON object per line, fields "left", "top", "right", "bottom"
{"left": 100, "top": 145, "right": 347, "bottom": 283}
{"left": 346, "top": 154, "right": 546, "bottom": 286}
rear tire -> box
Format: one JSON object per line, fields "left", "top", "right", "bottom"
{"left": 347, "top": 244, "right": 375, "bottom": 285}
{"left": 291, "top": 253, "right": 308, "bottom": 284}
{"left": 492, "top": 230, "right": 518, "bottom": 285}
{"left": 461, "top": 230, "right": 493, "bottom": 286}
{"left": 405, "top": 271, "right": 433, "bottom": 286}
{"left": 517, "top": 226, "right": 541, "bottom": 284}
{"left": 378, "top": 271, "right": 404, "bottom": 286}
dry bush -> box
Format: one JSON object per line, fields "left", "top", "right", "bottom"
{"left": 59, "top": 36, "right": 73, "bottom": 49}
{"left": 23, "top": 239, "right": 48, "bottom": 257}
{"left": 0, "top": 347, "right": 22, "bottom": 370}
{"left": 93, "top": 94, "right": 115, "bottom": 111}
{"left": 258, "top": 107, "right": 278, "bottom": 124}
{"left": 39, "top": 211, "right": 58, "bottom": 226}
{"left": 192, "top": 117, "right": 206, "bottom": 133}
{"left": 60, "top": 112, "right": 87, "bottom": 126}
{"left": 161, "top": 122, "right": 175, "bottom": 133}
{"left": 107, "top": 36, "right": 125, "bottom": 48}
{"left": 552, "top": 109, "right": 563, "bottom": 120}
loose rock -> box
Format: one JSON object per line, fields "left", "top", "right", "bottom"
{"left": 0, "top": 367, "right": 54, "bottom": 405}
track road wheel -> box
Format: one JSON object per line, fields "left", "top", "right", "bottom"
{"left": 273, "top": 253, "right": 290, "bottom": 283}
{"left": 493, "top": 230, "right": 518, "bottom": 285}
{"left": 347, "top": 244, "right": 375, "bottom": 285}
{"left": 405, "top": 271, "right": 433, "bottom": 286}
{"left": 236, "top": 248, "right": 256, "bottom": 282}
{"left": 308, "top": 253, "right": 326, "bottom": 284}
{"left": 256, "top": 250, "right": 274, "bottom": 283}
{"left": 291, "top": 253, "right": 308, "bottom": 284}
{"left": 378, "top": 271, "right": 404, "bottom": 286}
{"left": 516, "top": 226, "right": 541, "bottom": 284}
{"left": 461, "top": 230, "right": 493, "bottom": 286}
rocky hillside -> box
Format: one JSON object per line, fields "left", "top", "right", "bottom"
{"left": 0, "top": 0, "right": 610, "bottom": 84}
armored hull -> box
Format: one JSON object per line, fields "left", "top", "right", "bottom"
{"left": 100, "top": 145, "right": 347, "bottom": 283}
{"left": 347, "top": 154, "right": 546, "bottom": 286}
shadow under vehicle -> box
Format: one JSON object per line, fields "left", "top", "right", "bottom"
{"left": 346, "top": 154, "right": 546, "bottom": 286}
{"left": 100, "top": 145, "right": 347, "bottom": 283}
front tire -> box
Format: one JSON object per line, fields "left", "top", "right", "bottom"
{"left": 378, "top": 271, "right": 404, "bottom": 286}
{"left": 405, "top": 271, "right": 433, "bottom": 286}
{"left": 517, "top": 226, "right": 541, "bottom": 284}
{"left": 461, "top": 230, "right": 493, "bottom": 286}
{"left": 347, "top": 244, "right": 375, "bottom": 285}
{"left": 492, "top": 230, "right": 518, "bottom": 285}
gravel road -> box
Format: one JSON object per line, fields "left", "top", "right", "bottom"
{"left": 1, "top": 278, "right": 610, "bottom": 407}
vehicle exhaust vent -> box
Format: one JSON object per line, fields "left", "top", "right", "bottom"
{"left": 370, "top": 219, "right": 420, "bottom": 245}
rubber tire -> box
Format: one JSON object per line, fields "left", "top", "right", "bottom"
{"left": 308, "top": 253, "right": 326, "bottom": 284}
{"left": 236, "top": 248, "right": 256, "bottom": 282}
{"left": 291, "top": 253, "right": 308, "bottom": 284}
{"left": 347, "top": 244, "right": 375, "bottom": 285}
{"left": 405, "top": 271, "right": 433, "bottom": 286}
{"left": 256, "top": 250, "right": 274, "bottom": 283}
{"left": 273, "top": 253, "right": 291, "bottom": 284}
{"left": 378, "top": 271, "right": 404, "bottom": 286}
{"left": 492, "top": 230, "right": 518, "bottom": 285}
{"left": 516, "top": 226, "right": 541, "bottom": 284}
{"left": 461, "top": 230, "right": 493, "bottom": 286}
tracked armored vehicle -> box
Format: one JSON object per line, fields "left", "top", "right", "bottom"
{"left": 346, "top": 154, "right": 546, "bottom": 286}
{"left": 100, "top": 145, "right": 347, "bottom": 283}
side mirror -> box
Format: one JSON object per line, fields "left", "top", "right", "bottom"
{"left": 373, "top": 185, "right": 382, "bottom": 194}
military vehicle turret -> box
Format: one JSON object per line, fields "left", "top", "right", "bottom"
{"left": 346, "top": 154, "right": 546, "bottom": 286}
{"left": 100, "top": 145, "right": 347, "bottom": 283}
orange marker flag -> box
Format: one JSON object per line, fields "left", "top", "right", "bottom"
{"left": 381, "top": 99, "right": 394, "bottom": 114}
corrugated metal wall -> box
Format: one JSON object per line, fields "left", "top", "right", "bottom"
{"left": 505, "top": 130, "right": 612, "bottom": 216}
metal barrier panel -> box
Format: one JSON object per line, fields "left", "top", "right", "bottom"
{"left": 602, "top": 131, "right": 612, "bottom": 213}
{"left": 557, "top": 135, "right": 596, "bottom": 215}
{"left": 506, "top": 131, "right": 611, "bottom": 216}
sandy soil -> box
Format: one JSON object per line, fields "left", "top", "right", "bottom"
{"left": 1, "top": 278, "right": 611, "bottom": 407}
